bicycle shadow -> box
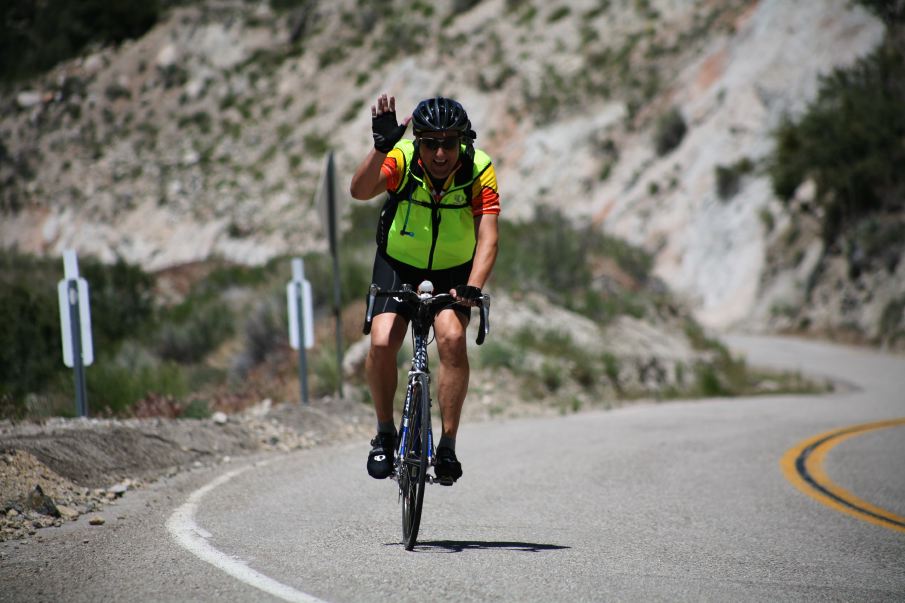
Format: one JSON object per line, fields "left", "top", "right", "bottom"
{"left": 389, "top": 540, "right": 571, "bottom": 553}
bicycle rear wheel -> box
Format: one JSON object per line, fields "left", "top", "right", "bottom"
{"left": 400, "top": 374, "right": 430, "bottom": 550}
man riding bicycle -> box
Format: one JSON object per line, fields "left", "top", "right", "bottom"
{"left": 349, "top": 94, "right": 500, "bottom": 484}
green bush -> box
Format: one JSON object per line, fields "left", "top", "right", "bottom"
{"left": 758, "top": 207, "right": 775, "bottom": 233}
{"left": 479, "top": 341, "right": 523, "bottom": 370}
{"left": 878, "top": 297, "right": 905, "bottom": 349}
{"left": 80, "top": 258, "right": 155, "bottom": 352}
{"left": 683, "top": 318, "right": 723, "bottom": 352}
{"left": 104, "top": 83, "right": 132, "bottom": 102}
{"left": 492, "top": 207, "right": 654, "bottom": 323}
{"left": 694, "top": 363, "right": 726, "bottom": 397}
{"left": 0, "top": 283, "right": 64, "bottom": 415}
{"left": 1, "top": 0, "right": 161, "bottom": 83}
{"left": 768, "top": 43, "right": 905, "bottom": 243}
{"left": 303, "top": 133, "right": 330, "bottom": 155}
{"left": 494, "top": 209, "right": 589, "bottom": 302}
{"left": 548, "top": 7, "right": 571, "bottom": 22}
{"left": 237, "top": 298, "right": 286, "bottom": 371}
{"left": 856, "top": 0, "right": 905, "bottom": 26}
{"left": 178, "top": 112, "right": 212, "bottom": 134}
{"left": 848, "top": 217, "right": 905, "bottom": 273}
{"left": 715, "top": 158, "right": 754, "bottom": 200}
{"left": 88, "top": 359, "right": 188, "bottom": 415}
{"left": 570, "top": 355, "right": 597, "bottom": 389}
{"left": 180, "top": 398, "right": 212, "bottom": 419}
{"left": 270, "top": 0, "right": 315, "bottom": 11}
{"left": 540, "top": 361, "right": 563, "bottom": 391}
{"left": 312, "top": 343, "right": 341, "bottom": 397}
{"left": 653, "top": 107, "right": 687, "bottom": 156}
{"left": 155, "top": 301, "right": 235, "bottom": 363}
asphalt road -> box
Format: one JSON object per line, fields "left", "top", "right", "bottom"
{"left": 2, "top": 335, "right": 904, "bottom": 602}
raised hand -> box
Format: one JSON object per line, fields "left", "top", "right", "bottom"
{"left": 371, "top": 94, "right": 410, "bottom": 153}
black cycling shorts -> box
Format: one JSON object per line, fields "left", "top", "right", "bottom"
{"left": 369, "top": 251, "right": 472, "bottom": 321}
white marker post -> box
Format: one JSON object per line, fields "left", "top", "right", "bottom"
{"left": 287, "top": 258, "right": 314, "bottom": 404}
{"left": 57, "top": 250, "right": 94, "bottom": 417}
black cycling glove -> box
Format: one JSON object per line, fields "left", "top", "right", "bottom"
{"left": 372, "top": 111, "right": 407, "bottom": 153}
{"left": 455, "top": 285, "right": 483, "bottom": 303}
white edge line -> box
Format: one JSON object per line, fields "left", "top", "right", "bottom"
{"left": 165, "top": 462, "right": 327, "bottom": 603}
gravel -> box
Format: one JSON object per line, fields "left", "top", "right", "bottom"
{"left": 0, "top": 395, "right": 373, "bottom": 541}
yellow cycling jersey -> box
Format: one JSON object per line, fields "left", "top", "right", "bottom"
{"left": 378, "top": 139, "right": 499, "bottom": 270}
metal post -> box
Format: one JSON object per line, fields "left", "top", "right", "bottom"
{"left": 325, "top": 152, "right": 344, "bottom": 398}
{"left": 331, "top": 252, "right": 343, "bottom": 399}
{"left": 67, "top": 280, "right": 88, "bottom": 417}
{"left": 295, "top": 281, "right": 309, "bottom": 404}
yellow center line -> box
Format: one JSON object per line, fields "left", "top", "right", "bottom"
{"left": 780, "top": 418, "right": 905, "bottom": 534}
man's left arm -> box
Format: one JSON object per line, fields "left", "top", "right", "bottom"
{"left": 467, "top": 213, "right": 498, "bottom": 290}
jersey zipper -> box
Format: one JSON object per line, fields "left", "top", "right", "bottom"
{"left": 426, "top": 187, "right": 443, "bottom": 270}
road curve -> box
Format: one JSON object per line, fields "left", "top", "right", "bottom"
{"left": 181, "top": 335, "right": 905, "bottom": 602}
{"left": 2, "top": 335, "right": 903, "bottom": 601}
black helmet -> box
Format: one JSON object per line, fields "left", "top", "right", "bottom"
{"left": 412, "top": 97, "right": 476, "bottom": 141}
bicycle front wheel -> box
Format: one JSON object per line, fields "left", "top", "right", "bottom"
{"left": 400, "top": 373, "right": 430, "bottom": 550}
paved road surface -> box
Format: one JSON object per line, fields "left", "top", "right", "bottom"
{"left": 2, "top": 335, "right": 903, "bottom": 601}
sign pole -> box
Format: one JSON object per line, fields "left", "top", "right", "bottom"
{"left": 325, "top": 152, "right": 344, "bottom": 398}
{"left": 295, "top": 280, "right": 309, "bottom": 405}
{"left": 67, "top": 280, "right": 89, "bottom": 417}
{"left": 287, "top": 258, "right": 314, "bottom": 404}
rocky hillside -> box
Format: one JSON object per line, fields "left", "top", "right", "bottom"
{"left": 0, "top": 0, "right": 897, "bottom": 341}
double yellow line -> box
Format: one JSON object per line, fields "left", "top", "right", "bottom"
{"left": 781, "top": 418, "right": 905, "bottom": 534}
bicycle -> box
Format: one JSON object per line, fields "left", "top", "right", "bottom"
{"left": 363, "top": 280, "right": 490, "bottom": 550}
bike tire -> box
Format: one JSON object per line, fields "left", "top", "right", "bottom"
{"left": 401, "top": 374, "right": 430, "bottom": 550}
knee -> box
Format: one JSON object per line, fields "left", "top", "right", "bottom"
{"left": 368, "top": 315, "right": 406, "bottom": 358}
{"left": 436, "top": 328, "right": 467, "bottom": 364}
{"left": 369, "top": 334, "right": 402, "bottom": 361}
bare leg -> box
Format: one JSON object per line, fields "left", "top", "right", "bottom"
{"left": 434, "top": 309, "right": 470, "bottom": 439}
{"left": 365, "top": 313, "right": 408, "bottom": 425}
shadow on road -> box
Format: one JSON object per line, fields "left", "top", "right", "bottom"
{"left": 394, "top": 540, "right": 571, "bottom": 553}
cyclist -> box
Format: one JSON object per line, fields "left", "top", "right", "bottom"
{"left": 350, "top": 94, "right": 500, "bottom": 484}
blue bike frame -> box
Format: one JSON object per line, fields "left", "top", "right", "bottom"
{"left": 397, "top": 314, "right": 435, "bottom": 469}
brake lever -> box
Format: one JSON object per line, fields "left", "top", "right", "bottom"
{"left": 363, "top": 283, "right": 378, "bottom": 335}
{"left": 476, "top": 293, "right": 491, "bottom": 345}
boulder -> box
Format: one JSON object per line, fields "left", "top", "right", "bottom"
{"left": 25, "top": 485, "right": 60, "bottom": 518}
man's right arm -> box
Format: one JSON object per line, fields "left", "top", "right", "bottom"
{"left": 351, "top": 93, "right": 408, "bottom": 200}
{"left": 350, "top": 148, "right": 389, "bottom": 200}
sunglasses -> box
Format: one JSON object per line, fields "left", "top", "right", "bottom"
{"left": 419, "top": 137, "right": 461, "bottom": 151}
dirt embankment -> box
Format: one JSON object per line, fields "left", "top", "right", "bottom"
{"left": 0, "top": 397, "right": 372, "bottom": 541}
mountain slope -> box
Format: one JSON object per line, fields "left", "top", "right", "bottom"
{"left": 0, "top": 0, "right": 890, "bottom": 336}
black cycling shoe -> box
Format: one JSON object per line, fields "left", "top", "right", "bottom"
{"left": 434, "top": 446, "right": 462, "bottom": 485}
{"left": 367, "top": 432, "right": 396, "bottom": 479}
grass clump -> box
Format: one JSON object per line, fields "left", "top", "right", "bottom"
{"left": 88, "top": 360, "right": 189, "bottom": 415}
{"left": 548, "top": 7, "right": 571, "bottom": 23}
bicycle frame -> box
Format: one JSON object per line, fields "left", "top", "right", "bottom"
{"left": 397, "top": 327, "right": 433, "bottom": 469}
